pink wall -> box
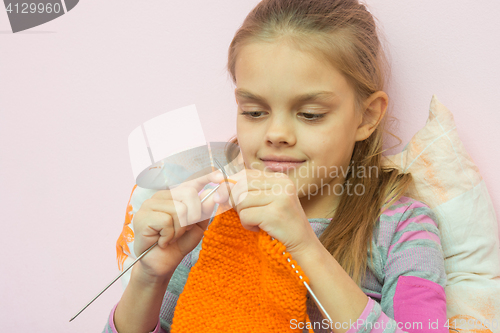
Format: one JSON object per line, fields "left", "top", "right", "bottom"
{"left": 0, "top": 0, "right": 498, "bottom": 331}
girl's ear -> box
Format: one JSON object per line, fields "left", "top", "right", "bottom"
{"left": 355, "top": 91, "right": 388, "bottom": 142}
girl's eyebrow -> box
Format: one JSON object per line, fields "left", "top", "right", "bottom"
{"left": 235, "top": 89, "right": 337, "bottom": 103}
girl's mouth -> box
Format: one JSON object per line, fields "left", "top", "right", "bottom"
{"left": 261, "top": 160, "right": 304, "bottom": 172}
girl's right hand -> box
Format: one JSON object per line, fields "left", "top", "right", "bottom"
{"left": 132, "top": 168, "right": 225, "bottom": 280}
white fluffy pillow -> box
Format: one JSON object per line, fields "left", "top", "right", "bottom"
{"left": 382, "top": 95, "right": 500, "bottom": 332}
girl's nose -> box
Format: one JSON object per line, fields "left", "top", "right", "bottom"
{"left": 265, "top": 118, "right": 297, "bottom": 146}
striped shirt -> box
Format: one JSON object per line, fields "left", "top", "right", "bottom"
{"left": 103, "top": 185, "right": 447, "bottom": 333}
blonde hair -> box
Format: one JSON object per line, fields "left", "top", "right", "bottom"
{"left": 224, "top": 0, "right": 415, "bottom": 286}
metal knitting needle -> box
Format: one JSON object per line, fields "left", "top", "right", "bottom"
{"left": 213, "top": 157, "right": 237, "bottom": 209}
{"left": 69, "top": 183, "right": 221, "bottom": 322}
{"left": 303, "top": 281, "right": 333, "bottom": 324}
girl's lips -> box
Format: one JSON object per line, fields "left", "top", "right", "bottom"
{"left": 262, "top": 160, "right": 305, "bottom": 172}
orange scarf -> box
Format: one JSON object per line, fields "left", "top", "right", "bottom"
{"left": 171, "top": 201, "right": 315, "bottom": 332}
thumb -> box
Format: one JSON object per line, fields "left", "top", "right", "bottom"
{"left": 175, "top": 217, "right": 210, "bottom": 255}
{"left": 199, "top": 187, "right": 221, "bottom": 219}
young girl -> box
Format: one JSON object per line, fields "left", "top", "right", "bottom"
{"left": 105, "top": 0, "right": 447, "bottom": 332}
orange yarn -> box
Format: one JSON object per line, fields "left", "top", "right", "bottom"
{"left": 171, "top": 201, "right": 315, "bottom": 332}
{"left": 219, "top": 178, "right": 237, "bottom": 185}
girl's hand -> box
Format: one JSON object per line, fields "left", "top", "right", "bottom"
{"left": 214, "top": 168, "right": 317, "bottom": 256}
{"left": 132, "top": 168, "right": 225, "bottom": 279}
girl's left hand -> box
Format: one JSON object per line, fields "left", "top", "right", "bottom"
{"left": 214, "top": 168, "right": 317, "bottom": 256}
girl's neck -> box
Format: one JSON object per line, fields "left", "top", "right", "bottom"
{"left": 302, "top": 199, "right": 338, "bottom": 220}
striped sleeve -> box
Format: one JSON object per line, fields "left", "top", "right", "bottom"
{"left": 103, "top": 303, "right": 167, "bottom": 333}
{"left": 343, "top": 197, "right": 448, "bottom": 333}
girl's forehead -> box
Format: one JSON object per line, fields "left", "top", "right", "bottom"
{"left": 235, "top": 42, "right": 347, "bottom": 83}
{"left": 237, "top": 41, "right": 324, "bottom": 67}
{"left": 235, "top": 42, "right": 350, "bottom": 101}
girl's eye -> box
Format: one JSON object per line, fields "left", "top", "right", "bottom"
{"left": 299, "top": 112, "right": 326, "bottom": 121}
{"left": 240, "top": 111, "right": 326, "bottom": 122}
{"left": 240, "top": 111, "right": 266, "bottom": 118}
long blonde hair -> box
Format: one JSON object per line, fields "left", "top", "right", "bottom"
{"left": 225, "top": 0, "right": 415, "bottom": 286}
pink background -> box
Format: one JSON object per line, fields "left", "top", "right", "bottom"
{"left": 0, "top": 0, "right": 498, "bottom": 331}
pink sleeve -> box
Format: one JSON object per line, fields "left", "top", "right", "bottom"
{"left": 104, "top": 302, "right": 167, "bottom": 333}
{"left": 338, "top": 277, "right": 447, "bottom": 333}
{"left": 393, "top": 276, "right": 448, "bottom": 332}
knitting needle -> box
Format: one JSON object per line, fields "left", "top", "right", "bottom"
{"left": 213, "top": 157, "right": 236, "bottom": 209}
{"left": 303, "top": 281, "right": 333, "bottom": 324}
{"left": 69, "top": 183, "right": 222, "bottom": 322}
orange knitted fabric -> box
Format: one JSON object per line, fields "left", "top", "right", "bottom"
{"left": 171, "top": 201, "right": 315, "bottom": 333}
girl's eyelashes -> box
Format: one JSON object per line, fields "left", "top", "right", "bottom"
{"left": 239, "top": 111, "right": 267, "bottom": 119}
{"left": 239, "top": 111, "right": 327, "bottom": 122}
{"left": 301, "top": 112, "right": 326, "bottom": 121}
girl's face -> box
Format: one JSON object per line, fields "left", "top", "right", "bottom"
{"left": 234, "top": 41, "right": 380, "bottom": 218}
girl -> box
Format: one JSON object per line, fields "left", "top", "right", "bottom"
{"left": 105, "top": 0, "right": 447, "bottom": 332}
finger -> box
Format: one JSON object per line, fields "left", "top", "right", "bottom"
{"left": 170, "top": 187, "right": 201, "bottom": 227}
{"left": 148, "top": 195, "right": 207, "bottom": 228}
{"left": 146, "top": 202, "right": 206, "bottom": 249}
{"left": 167, "top": 171, "right": 224, "bottom": 226}
{"left": 215, "top": 168, "right": 250, "bottom": 206}
{"left": 238, "top": 207, "right": 261, "bottom": 233}
{"left": 147, "top": 199, "right": 187, "bottom": 236}
{"left": 137, "top": 211, "right": 177, "bottom": 250}
{"left": 216, "top": 176, "right": 252, "bottom": 208}
{"left": 223, "top": 167, "right": 248, "bottom": 182}
{"left": 146, "top": 198, "right": 181, "bottom": 218}
{"left": 177, "top": 166, "right": 225, "bottom": 193}
{"left": 150, "top": 168, "right": 224, "bottom": 202}
{"left": 175, "top": 216, "right": 210, "bottom": 255}
{"left": 214, "top": 179, "right": 235, "bottom": 203}
{"left": 150, "top": 189, "right": 174, "bottom": 201}
{"left": 199, "top": 188, "right": 219, "bottom": 218}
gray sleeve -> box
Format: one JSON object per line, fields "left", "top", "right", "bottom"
{"left": 158, "top": 251, "right": 196, "bottom": 332}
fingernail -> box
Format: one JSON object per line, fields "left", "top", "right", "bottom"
{"left": 214, "top": 192, "right": 220, "bottom": 202}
